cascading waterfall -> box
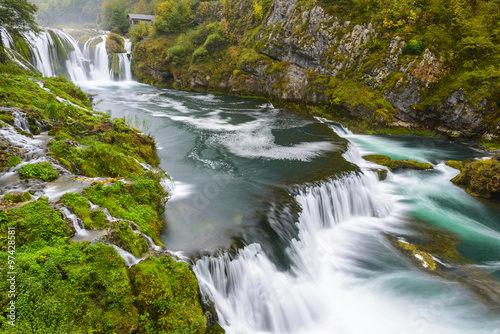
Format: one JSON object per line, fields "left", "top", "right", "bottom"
{"left": 1, "top": 28, "right": 132, "bottom": 82}
{"left": 194, "top": 172, "right": 396, "bottom": 334}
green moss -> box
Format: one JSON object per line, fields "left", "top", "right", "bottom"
{"left": 450, "top": 158, "right": 500, "bottom": 198}
{"left": 395, "top": 238, "right": 437, "bottom": 270}
{"left": 446, "top": 160, "right": 463, "bottom": 170}
{"left": 363, "top": 154, "right": 433, "bottom": 171}
{"left": 62, "top": 192, "right": 108, "bottom": 230}
{"left": 106, "top": 33, "right": 126, "bottom": 54}
{"left": 112, "top": 53, "right": 120, "bottom": 75}
{"left": 130, "top": 256, "right": 207, "bottom": 333}
{"left": 84, "top": 172, "right": 168, "bottom": 241}
{"left": 0, "top": 198, "right": 72, "bottom": 248}
{"left": 110, "top": 221, "right": 149, "bottom": 257}
{"left": 19, "top": 162, "right": 59, "bottom": 181}
{"left": 5, "top": 155, "right": 22, "bottom": 167}
{"left": 4, "top": 191, "right": 31, "bottom": 203}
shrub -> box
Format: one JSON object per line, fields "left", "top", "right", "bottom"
{"left": 166, "top": 45, "right": 187, "bottom": 64}
{"left": 203, "top": 32, "right": 227, "bottom": 53}
{"left": 19, "top": 162, "right": 59, "bottom": 181}
{"left": 192, "top": 46, "right": 209, "bottom": 62}
{"left": 403, "top": 39, "right": 425, "bottom": 55}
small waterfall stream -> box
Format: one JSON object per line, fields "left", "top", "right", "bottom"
{"left": 1, "top": 28, "right": 132, "bottom": 82}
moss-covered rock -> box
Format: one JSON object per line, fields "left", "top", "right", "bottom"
{"left": 363, "top": 154, "right": 433, "bottom": 171}
{"left": 130, "top": 256, "right": 207, "bottom": 333}
{"left": 19, "top": 162, "right": 59, "bottom": 181}
{"left": 446, "top": 160, "right": 464, "bottom": 170}
{"left": 110, "top": 221, "right": 149, "bottom": 257}
{"left": 106, "top": 33, "right": 126, "bottom": 54}
{"left": 4, "top": 191, "right": 31, "bottom": 203}
{"left": 450, "top": 158, "right": 500, "bottom": 198}
{"left": 5, "top": 155, "right": 21, "bottom": 167}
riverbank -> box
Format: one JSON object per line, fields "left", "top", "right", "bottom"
{"left": 0, "top": 63, "right": 219, "bottom": 332}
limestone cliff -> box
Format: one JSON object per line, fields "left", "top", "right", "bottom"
{"left": 131, "top": 0, "right": 500, "bottom": 143}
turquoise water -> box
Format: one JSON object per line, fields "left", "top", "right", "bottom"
{"left": 79, "top": 82, "right": 500, "bottom": 334}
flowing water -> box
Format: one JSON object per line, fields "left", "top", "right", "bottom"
{"left": 4, "top": 28, "right": 500, "bottom": 333}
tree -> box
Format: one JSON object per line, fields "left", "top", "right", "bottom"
{"left": 0, "top": 0, "right": 39, "bottom": 63}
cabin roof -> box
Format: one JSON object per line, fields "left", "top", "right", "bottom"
{"left": 127, "top": 14, "right": 156, "bottom": 21}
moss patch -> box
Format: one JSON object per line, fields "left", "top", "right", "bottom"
{"left": 130, "top": 256, "right": 207, "bottom": 333}
{"left": 363, "top": 154, "right": 433, "bottom": 171}
{"left": 4, "top": 191, "right": 31, "bottom": 203}
{"left": 18, "top": 162, "right": 59, "bottom": 181}
{"left": 450, "top": 158, "right": 500, "bottom": 198}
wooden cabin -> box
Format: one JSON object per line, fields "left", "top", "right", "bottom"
{"left": 127, "top": 14, "right": 156, "bottom": 27}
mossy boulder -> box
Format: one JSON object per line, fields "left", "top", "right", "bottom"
{"left": 450, "top": 158, "right": 500, "bottom": 198}
{"left": 106, "top": 33, "right": 126, "bottom": 54}
{"left": 446, "top": 160, "right": 464, "bottom": 170}
{"left": 18, "top": 162, "right": 59, "bottom": 181}
{"left": 363, "top": 154, "right": 433, "bottom": 171}
{"left": 206, "top": 322, "right": 226, "bottom": 333}
{"left": 130, "top": 256, "right": 207, "bottom": 333}
{"left": 4, "top": 191, "right": 31, "bottom": 203}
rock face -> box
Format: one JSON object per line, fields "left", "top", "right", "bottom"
{"left": 448, "top": 158, "right": 500, "bottom": 198}
{"left": 132, "top": 0, "right": 500, "bottom": 141}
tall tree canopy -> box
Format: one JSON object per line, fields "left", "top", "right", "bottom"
{"left": 0, "top": 0, "right": 39, "bottom": 62}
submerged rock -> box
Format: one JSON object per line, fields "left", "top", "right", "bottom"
{"left": 448, "top": 158, "right": 500, "bottom": 199}
{"left": 363, "top": 154, "right": 433, "bottom": 171}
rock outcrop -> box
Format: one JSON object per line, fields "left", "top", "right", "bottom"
{"left": 447, "top": 157, "right": 500, "bottom": 199}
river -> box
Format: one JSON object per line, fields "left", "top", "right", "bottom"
{"left": 5, "top": 28, "right": 500, "bottom": 333}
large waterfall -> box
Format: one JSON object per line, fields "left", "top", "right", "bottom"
{"left": 1, "top": 28, "right": 132, "bottom": 82}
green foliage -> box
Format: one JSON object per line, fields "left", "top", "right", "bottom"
{"left": 204, "top": 32, "right": 227, "bottom": 53}
{"left": 0, "top": 198, "right": 71, "bottom": 249}
{"left": 152, "top": 0, "right": 194, "bottom": 35}
{"left": 18, "top": 162, "right": 59, "bottom": 181}
{"left": 5, "top": 155, "right": 21, "bottom": 167}
{"left": 102, "top": 0, "right": 130, "bottom": 34}
{"left": 129, "top": 21, "right": 150, "bottom": 44}
{"left": 193, "top": 45, "right": 209, "bottom": 62}
{"left": 403, "top": 39, "right": 425, "bottom": 55}
{"left": 4, "top": 191, "right": 31, "bottom": 203}
{"left": 84, "top": 172, "right": 168, "bottom": 239}
{"left": 62, "top": 192, "right": 108, "bottom": 229}
{"left": 166, "top": 44, "right": 188, "bottom": 64}
{"left": 0, "top": 0, "right": 39, "bottom": 63}
{"left": 111, "top": 221, "right": 149, "bottom": 257}
{"left": 106, "top": 32, "right": 126, "bottom": 54}
{"left": 130, "top": 256, "right": 207, "bottom": 333}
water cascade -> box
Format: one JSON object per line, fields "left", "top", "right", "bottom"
{"left": 1, "top": 28, "right": 132, "bottom": 82}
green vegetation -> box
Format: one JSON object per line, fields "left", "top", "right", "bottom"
{"left": 450, "top": 157, "right": 500, "bottom": 198}
{"left": 18, "top": 162, "right": 59, "bottom": 181}
{"left": 363, "top": 154, "right": 434, "bottom": 171}
{"left": 130, "top": 256, "right": 207, "bottom": 333}
{"left": 62, "top": 192, "right": 107, "bottom": 229}
{"left": 3, "top": 191, "right": 31, "bottom": 203}
{"left": 0, "top": 61, "right": 212, "bottom": 332}
{"left": 5, "top": 155, "right": 21, "bottom": 167}
{"left": 84, "top": 171, "right": 167, "bottom": 241}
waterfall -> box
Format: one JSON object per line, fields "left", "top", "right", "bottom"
{"left": 12, "top": 111, "right": 31, "bottom": 133}
{"left": 193, "top": 172, "right": 396, "bottom": 334}
{"left": 1, "top": 28, "right": 132, "bottom": 82}
{"left": 118, "top": 53, "right": 132, "bottom": 81}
